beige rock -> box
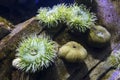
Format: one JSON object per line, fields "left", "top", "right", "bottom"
{"left": 58, "top": 41, "right": 87, "bottom": 62}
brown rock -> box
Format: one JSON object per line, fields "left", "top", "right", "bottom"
{"left": 0, "top": 17, "right": 14, "bottom": 40}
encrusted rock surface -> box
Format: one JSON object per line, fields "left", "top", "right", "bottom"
{"left": 0, "top": 0, "right": 120, "bottom": 80}
{"left": 74, "top": 0, "right": 120, "bottom": 80}
{"left": 0, "top": 17, "right": 118, "bottom": 80}
{"left": 93, "top": 0, "right": 120, "bottom": 48}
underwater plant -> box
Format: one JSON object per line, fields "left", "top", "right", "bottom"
{"left": 67, "top": 4, "right": 97, "bottom": 32}
{"left": 58, "top": 41, "right": 87, "bottom": 62}
{"left": 87, "top": 25, "right": 111, "bottom": 48}
{"left": 12, "top": 35, "right": 57, "bottom": 73}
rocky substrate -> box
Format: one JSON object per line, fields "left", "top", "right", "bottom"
{"left": 0, "top": 0, "right": 120, "bottom": 80}
{"left": 0, "top": 16, "right": 119, "bottom": 80}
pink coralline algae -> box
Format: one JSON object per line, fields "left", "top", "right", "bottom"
{"left": 109, "top": 70, "right": 120, "bottom": 80}
{"left": 97, "top": 0, "right": 117, "bottom": 24}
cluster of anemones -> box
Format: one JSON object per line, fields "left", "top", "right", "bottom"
{"left": 36, "top": 4, "right": 97, "bottom": 32}
{"left": 36, "top": 4, "right": 68, "bottom": 28}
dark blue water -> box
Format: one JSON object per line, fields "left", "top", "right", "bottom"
{"left": 0, "top": 0, "right": 74, "bottom": 24}
{"left": 35, "top": 0, "right": 74, "bottom": 7}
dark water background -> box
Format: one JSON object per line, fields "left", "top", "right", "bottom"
{"left": 0, "top": 0, "right": 74, "bottom": 24}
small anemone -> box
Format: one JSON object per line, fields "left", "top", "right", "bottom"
{"left": 12, "top": 35, "right": 57, "bottom": 73}
{"left": 36, "top": 7, "right": 59, "bottom": 28}
{"left": 52, "top": 3, "right": 70, "bottom": 23}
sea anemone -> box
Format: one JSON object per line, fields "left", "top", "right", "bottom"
{"left": 67, "top": 4, "right": 97, "bottom": 32}
{"left": 58, "top": 41, "right": 87, "bottom": 62}
{"left": 36, "top": 4, "right": 69, "bottom": 28}
{"left": 52, "top": 4, "right": 70, "bottom": 23}
{"left": 36, "top": 7, "right": 59, "bottom": 28}
{"left": 12, "top": 35, "right": 57, "bottom": 73}
{"left": 87, "top": 25, "right": 111, "bottom": 48}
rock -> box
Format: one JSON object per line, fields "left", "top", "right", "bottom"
{"left": 0, "top": 26, "right": 10, "bottom": 40}
{"left": 55, "top": 58, "right": 70, "bottom": 80}
{"left": 0, "top": 17, "right": 14, "bottom": 40}
{"left": 112, "top": 0, "right": 120, "bottom": 16}
{"left": 58, "top": 41, "right": 87, "bottom": 62}
{"left": 94, "top": 0, "right": 120, "bottom": 27}
{"left": 93, "top": 0, "right": 120, "bottom": 48}
{"left": 87, "top": 25, "right": 111, "bottom": 48}
{"left": 88, "top": 60, "right": 113, "bottom": 80}
{"left": 55, "top": 28, "right": 111, "bottom": 80}
{"left": 0, "top": 1, "right": 120, "bottom": 79}
{"left": 102, "top": 70, "right": 114, "bottom": 80}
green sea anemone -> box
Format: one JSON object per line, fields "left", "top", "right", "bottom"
{"left": 36, "top": 7, "right": 59, "bottom": 28}
{"left": 36, "top": 4, "right": 71, "bottom": 29}
{"left": 67, "top": 4, "right": 97, "bottom": 32}
{"left": 36, "top": 4, "right": 97, "bottom": 33}
{"left": 52, "top": 4, "right": 69, "bottom": 22}
{"left": 36, "top": 4, "right": 68, "bottom": 27}
{"left": 12, "top": 35, "right": 57, "bottom": 73}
